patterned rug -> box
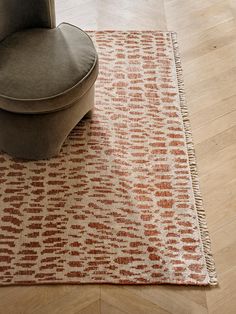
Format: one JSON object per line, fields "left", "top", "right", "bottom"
{"left": 0, "top": 31, "right": 217, "bottom": 286}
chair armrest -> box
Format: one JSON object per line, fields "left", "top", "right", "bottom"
{"left": 0, "top": 0, "right": 56, "bottom": 42}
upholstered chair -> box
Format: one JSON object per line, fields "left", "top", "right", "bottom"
{"left": 0, "top": 0, "right": 98, "bottom": 160}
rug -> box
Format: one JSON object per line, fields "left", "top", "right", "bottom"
{"left": 0, "top": 31, "right": 217, "bottom": 286}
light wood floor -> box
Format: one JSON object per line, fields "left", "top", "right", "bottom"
{"left": 1, "top": 1, "right": 235, "bottom": 313}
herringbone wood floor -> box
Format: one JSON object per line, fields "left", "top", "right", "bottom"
{"left": 0, "top": 0, "right": 235, "bottom": 313}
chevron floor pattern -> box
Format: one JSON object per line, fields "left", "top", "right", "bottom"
{"left": 0, "top": 0, "right": 235, "bottom": 313}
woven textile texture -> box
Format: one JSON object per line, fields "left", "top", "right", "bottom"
{"left": 0, "top": 31, "right": 217, "bottom": 286}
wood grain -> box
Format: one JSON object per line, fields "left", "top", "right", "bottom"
{"left": 0, "top": 0, "right": 235, "bottom": 313}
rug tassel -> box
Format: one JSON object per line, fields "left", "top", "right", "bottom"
{"left": 171, "top": 32, "right": 218, "bottom": 286}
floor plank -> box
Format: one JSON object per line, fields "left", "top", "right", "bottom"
{"left": 0, "top": 1, "right": 235, "bottom": 313}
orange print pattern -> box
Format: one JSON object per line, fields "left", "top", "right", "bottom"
{"left": 0, "top": 31, "right": 216, "bottom": 286}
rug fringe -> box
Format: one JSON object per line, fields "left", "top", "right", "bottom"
{"left": 170, "top": 32, "right": 218, "bottom": 286}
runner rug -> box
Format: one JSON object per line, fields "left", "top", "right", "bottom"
{"left": 0, "top": 31, "right": 217, "bottom": 286}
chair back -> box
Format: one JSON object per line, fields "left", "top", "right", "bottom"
{"left": 0, "top": 0, "right": 56, "bottom": 42}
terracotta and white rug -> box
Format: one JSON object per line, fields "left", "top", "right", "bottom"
{"left": 0, "top": 31, "right": 217, "bottom": 286}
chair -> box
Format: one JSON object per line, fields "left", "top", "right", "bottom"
{"left": 0, "top": 0, "right": 98, "bottom": 160}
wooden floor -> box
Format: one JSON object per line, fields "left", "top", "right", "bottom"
{"left": 1, "top": 0, "right": 235, "bottom": 313}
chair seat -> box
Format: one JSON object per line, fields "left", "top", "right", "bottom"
{"left": 0, "top": 23, "right": 98, "bottom": 114}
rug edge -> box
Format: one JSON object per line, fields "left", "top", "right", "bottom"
{"left": 170, "top": 32, "right": 218, "bottom": 286}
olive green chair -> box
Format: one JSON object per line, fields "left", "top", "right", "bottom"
{"left": 0, "top": 0, "right": 98, "bottom": 160}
